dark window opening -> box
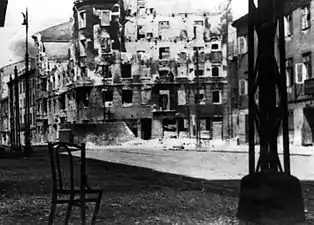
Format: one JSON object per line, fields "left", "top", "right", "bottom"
{"left": 137, "top": 25, "right": 145, "bottom": 39}
{"left": 59, "top": 94, "right": 66, "bottom": 110}
{"left": 211, "top": 44, "right": 219, "bottom": 49}
{"left": 43, "top": 99, "right": 48, "bottom": 114}
{"left": 83, "top": 92, "right": 89, "bottom": 107}
{"left": 121, "top": 64, "right": 132, "bottom": 78}
{"left": 103, "top": 90, "right": 113, "bottom": 103}
{"left": 122, "top": 90, "right": 133, "bottom": 104}
{"left": 159, "top": 47, "right": 170, "bottom": 59}
{"left": 159, "top": 70, "right": 169, "bottom": 78}
{"left": 195, "top": 93, "right": 204, "bottom": 104}
{"left": 195, "top": 69, "right": 204, "bottom": 77}
{"left": 212, "top": 90, "right": 220, "bottom": 103}
{"left": 193, "top": 46, "right": 204, "bottom": 51}
{"left": 212, "top": 67, "right": 219, "bottom": 76}
{"left": 286, "top": 57, "right": 294, "bottom": 86}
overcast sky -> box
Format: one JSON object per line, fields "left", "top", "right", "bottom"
{"left": 0, "top": 0, "right": 247, "bottom": 67}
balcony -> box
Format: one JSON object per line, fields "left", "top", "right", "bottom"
{"left": 304, "top": 78, "right": 314, "bottom": 95}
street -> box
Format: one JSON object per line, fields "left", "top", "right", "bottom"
{"left": 81, "top": 147, "right": 314, "bottom": 181}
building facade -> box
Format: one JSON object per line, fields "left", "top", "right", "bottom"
{"left": 230, "top": 1, "right": 314, "bottom": 146}
{"left": 29, "top": 0, "right": 232, "bottom": 142}
{"left": 0, "top": 59, "right": 37, "bottom": 146}
{"left": 0, "top": 0, "right": 232, "bottom": 145}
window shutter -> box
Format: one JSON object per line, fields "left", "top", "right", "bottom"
{"left": 295, "top": 63, "right": 306, "bottom": 84}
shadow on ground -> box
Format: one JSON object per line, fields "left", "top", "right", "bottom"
{"left": 0, "top": 149, "right": 313, "bottom": 224}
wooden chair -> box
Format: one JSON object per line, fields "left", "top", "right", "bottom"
{"left": 48, "top": 142, "right": 103, "bottom": 225}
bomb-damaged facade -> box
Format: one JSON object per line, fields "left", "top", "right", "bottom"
{"left": 31, "top": 0, "right": 231, "bottom": 142}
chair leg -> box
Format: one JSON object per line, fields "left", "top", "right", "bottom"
{"left": 91, "top": 193, "right": 102, "bottom": 225}
{"left": 48, "top": 199, "right": 57, "bottom": 225}
{"left": 64, "top": 197, "right": 74, "bottom": 225}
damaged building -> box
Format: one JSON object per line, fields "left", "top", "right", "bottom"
{"left": 0, "top": 0, "right": 232, "bottom": 145}
{"left": 28, "top": 0, "right": 231, "bottom": 143}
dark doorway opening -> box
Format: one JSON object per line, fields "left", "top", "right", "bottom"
{"left": 141, "top": 119, "right": 152, "bottom": 140}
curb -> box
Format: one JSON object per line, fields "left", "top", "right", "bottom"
{"left": 211, "top": 150, "right": 312, "bottom": 157}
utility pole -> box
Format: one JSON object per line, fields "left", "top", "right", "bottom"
{"left": 22, "top": 8, "right": 32, "bottom": 155}
{"left": 195, "top": 49, "right": 201, "bottom": 144}
{"left": 9, "top": 75, "right": 15, "bottom": 149}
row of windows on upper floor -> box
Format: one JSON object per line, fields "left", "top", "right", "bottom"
{"left": 237, "top": 51, "right": 313, "bottom": 96}
{"left": 285, "top": 3, "right": 311, "bottom": 36}
{"left": 36, "top": 88, "right": 224, "bottom": 115}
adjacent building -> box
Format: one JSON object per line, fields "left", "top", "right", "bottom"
{"left": 230, "top": 1, "right": 314, "bottom": 146}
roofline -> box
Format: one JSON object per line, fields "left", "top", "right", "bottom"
{"left": 0, "top": 57, "right": 36, "bottom": 70}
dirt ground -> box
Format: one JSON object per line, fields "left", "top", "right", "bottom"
{"left": 0, "top": 148, "right": 313, "bottom": 224}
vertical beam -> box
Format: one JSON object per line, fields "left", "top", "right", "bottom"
{"left": 9, "top": 75, "right": 15, "bottom": 148}
{"left": 248, "top": 0, "right": 256, "bottom": 174}
{"left": 278, "top": 0, "right": 290, "bottom": 174}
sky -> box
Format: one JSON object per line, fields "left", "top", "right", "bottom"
{"left": 0, "top": 0, "right": 247, "bottom": 67}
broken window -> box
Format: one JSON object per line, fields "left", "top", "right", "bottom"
{"left": 195, "top": 69, "right": 204, "bottom": 77}
{"left": 159, "top": 90, "right": 170, "bottom": 110}
{"left": 195, "top": 89, "right": 205, "bottom": 104}
{"left": 122, "top": 90, "right": 133, "bottom": 106}
{"left": 159, "top": 47, "right": 170, "bottom": 59}
{"left": 42, "top": 78, "right": 47, "bottom": 92}
{"left": 212, "top": 66, "right": 219, "bottom": 77}
{"left": 211, "top": 43, "right": 219, "bottom": 50}
{"left": 83, "top": 92, "right": 89, "bottom": 107}
{"left": 194, "top": 20, "right": 204, "bottom": 26}
{"left": 99, "top": 10, "right": 111, "bottom": 26}
{"left": 158, "top": 21, "right": 170, "bottom": 30}
{"left": 121, "top": 64, "right": 132, "bottom": 78}
{"left": 286, "top": 14, "right": 293, "bottom": 36}
{"left": 100, "top": 38, "right": 111, "bottom": 54}
{"left": 301, "top": 4, "right": 311, "bottom": 30}
{"left": 103, "top": 90, "right": 113, "bottom": 103}
{"left": 137, "top": 25, "right": 145, "bottom": 39}
{"left": 78, "top": 11, "right": 86, "bottom": 29}
{"left": 211, "top": 52, "right": 223, "bottom": 63}
{"left": 212, "top": 90, "right": 221, "bottom": 104}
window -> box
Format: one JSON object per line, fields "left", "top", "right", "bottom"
{"left": 103, "top": 90, "right": 113, "bottom": 103}
{"left": 194, "top": 20, "right": 204, "bottom": 26}
{"left": 78, "top": 11, "right": 86, "bottom": 29}
{"left": 159, "top": 47, "right": 170, "bottom": 59}
{"left": 59, "top": 94, "right": 65, "bottom": 110}
{"left": 158, "top": 21, "right": 170, "bottom": 30}
{"left": 83, "top": 92, "right": 89, "bottom": 107}
{"left": 301, "top": 4, "right": 311, "bottom": 30}
{"left": 286, "top": 14, "right": 293, "bottom": 36}
{"left": 286, "top": 57, "right": 294, "bottom": 86}
{"left": 177, "top": 90, "right": 186, "bottom": 105}
{"left": 239, "top": 79, "right": 248, "bottom": 96}
{"left": 212, "top": 90, "right": 221, "bottom": 104}
{"left": 159, "top": 90, "right": 169, "bottom": 110}
{"left": 195, "top": 69, "right": 204, "bottom": 77}
{"left": 121, "top": 64, "right": 132, "bottom": 78}
{"left": 195, "top": 89, "right": 205, "bottom": 104}
{"left": 211, "top": 44, "right": 219, "bottom": 50}
{"left": 122, "top": 90, "right": 132, "bottom": 106}
{"left": 302, "top": 52, "right": 312, "bottom": 79}
{"left": 212, "top": 66, "right": 219, "bottom": 77}
{"left": 211, "top": 52, "right": 223, "bottom": 63}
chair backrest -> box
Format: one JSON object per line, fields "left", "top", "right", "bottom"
{"left": 48, "top": 142, "right": 86, "bottom": 191}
